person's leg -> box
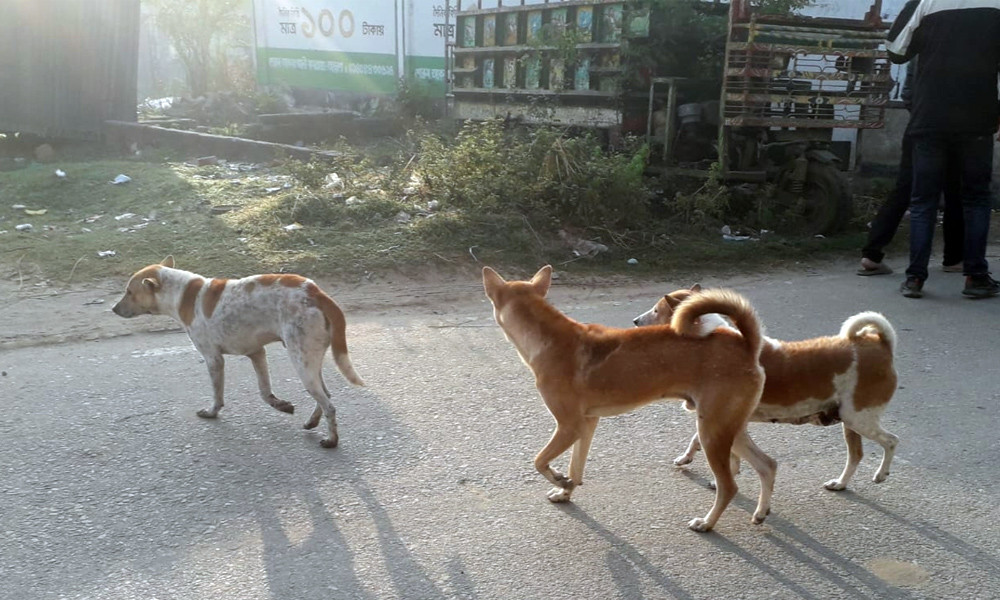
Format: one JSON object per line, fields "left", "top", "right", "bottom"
{"left": 905, "top": 135, "right": 947, "bottom": 284}
{"left": 862, "top": 133, "right": 913, "bottom": 264}
{"left": 941, "top": 147, "right": 964, "bottom": 269}
{"left": 957, "top": 134, "right": 994, "bottom": 277}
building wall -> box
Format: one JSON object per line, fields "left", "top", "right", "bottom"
{"left": 0, "top": 0, "right": 141, "bottom": 139}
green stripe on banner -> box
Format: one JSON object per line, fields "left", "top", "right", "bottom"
{"left": 257, "top": 48, "right": 398, "bottom": 94}
{"left": 405, "top": 55, "right": 447, "bottom": 95}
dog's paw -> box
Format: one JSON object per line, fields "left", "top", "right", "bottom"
{"left": 824, "top": 479, "right": 847, "bottom": 491}
{"left": 687, "top": 517, "right": 713, "bottom": 533}
{"left": 873, "top": 471, "right": 889, "bottom": 484}
{"left": 303, "top": 416, "right": 321, "bottom": 430}
{"left": 673, "top": 454, "right": 694, "bottom": 466}
{"left": 196, "top": 408, "right": 219, "bottom": 419}
{"left": 752, "top": 509, "right": 768, "bottom": 525}
{"left": 319, "top": 435, "right": 339, "bottom": 449}
{"left": 546, "top": 487, "right": 573, "bottom": 503}
{"left": 268, "top": 395, "right": 294, "bottom": 414}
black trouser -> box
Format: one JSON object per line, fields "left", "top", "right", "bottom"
{"left": 906, "top": 133, "right": 994, "bottom": 280}
{"left": 861, "top": 132, "right": 964, "bottom": 265}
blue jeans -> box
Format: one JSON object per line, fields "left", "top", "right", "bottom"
{"left": 907, "top": 134, "right": 994, "bottom": 281}
{"left": 863, "top": 132, "right": 963, "bottom": 265}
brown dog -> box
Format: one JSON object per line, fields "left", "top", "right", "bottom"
{"left": 483, "top": 266, "right": 776, "bottom": 532}
{"left": 112, "top": 256, "right": 364, "bottom": 448}
{"left": 634, "top": 285, "right": 899, "bottom": 491}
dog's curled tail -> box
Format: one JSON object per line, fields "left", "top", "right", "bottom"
{"left": 840, "top": 311, "right": 896, "bottom": 355}
{"left": 671, "top": 289, "right": 763, "bottom": 360}
{"left": 312, "top": 285, "right": 366, "bottom": 386}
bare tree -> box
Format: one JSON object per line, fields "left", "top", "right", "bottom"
{"left": 149, "top": 0, "right": 250, "bottom": 97}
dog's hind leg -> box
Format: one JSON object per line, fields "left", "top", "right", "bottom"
{"left": 196, "top": 353, "right": 226, "bottom": 419}
{"left": 674, "top": 432, "right": 701, "bottom": 466}
{"left": 302, "top": 380, "right": 329, "bottom": 430}
{"left": 690, "top": 418, "right": 738, "bottom": 532}
{"left": 303, "top": 405, "right": 323, "bottom": 430}
{"left": 248, "top": 349, "right": 294, "bottom": 414}
{"left": 534, "top": 421, "right": 582, "bottom": 502}
{"left": 824, "top": 426, "right": 863, "bottom": 491}
{"left": 731, "top": 429, "right": 777, "bottom": 524}
{"left": 844, "top": 415, "right": 898, "bottom": 484}
{"left": 287, "top": 344, "right": 339, "bottom": 448}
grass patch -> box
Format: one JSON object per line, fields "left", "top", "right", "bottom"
{"left": 0, "top": 126, "right": 888, "bottom": 288}
{"left": 0, "top": 160, "right": 259, "bottom": 285}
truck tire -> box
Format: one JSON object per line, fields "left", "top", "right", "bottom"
{"left": 776, "top": 161, "right": 852, "bottom": 235}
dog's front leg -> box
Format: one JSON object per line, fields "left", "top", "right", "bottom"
{"left": 248, "top": 349, "right": 294, "bottom": 414}
{"left": 534, "top": 423, "right": 580, "bottom": 502}
{"left": 197, "top": 354, "right": 225, "bottom": 419}
{"left": 567, "top": 417, "right": 599, "bottom": 489}
{"left": 674, "top": 432, "right": 701, "bottom": 465}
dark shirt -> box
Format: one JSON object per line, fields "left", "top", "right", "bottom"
{"left": 900, "top": 56, "right": 916, "bottom": 111}
{"left": 887, "top": 0, "right": 1000, "bottom": 136}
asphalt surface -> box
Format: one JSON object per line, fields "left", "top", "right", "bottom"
{"left": 2, "top": 260, "right": 999, "bottom": 600}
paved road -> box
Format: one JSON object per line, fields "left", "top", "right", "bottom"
{"left": 2, "top": 260, "right": 999, "bottom": 600}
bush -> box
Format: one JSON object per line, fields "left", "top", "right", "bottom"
{"left": 414, "top": 120, "right": 651, "bottom": 230}
{"left": 395, "top": 79, "right": 443, "bottom": 120}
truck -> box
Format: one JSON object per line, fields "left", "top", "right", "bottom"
{"left": 446, "top": 0, "right": 894, "bottom": 234}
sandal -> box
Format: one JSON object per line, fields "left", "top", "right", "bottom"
{"left": 857, "top": 261, "right": 893, "bottom": 276}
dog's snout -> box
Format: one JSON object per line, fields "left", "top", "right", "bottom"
{"left": 632, "top": 317, "right": 640, "bottom": 326}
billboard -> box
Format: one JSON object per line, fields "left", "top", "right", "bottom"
{"left": 254, "top": 1, "right": 450, "bottom": 95}
{"left": 402, "top": 3, "right": 452, "bottom": 91}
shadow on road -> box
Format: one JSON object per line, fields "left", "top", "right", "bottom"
{"left": 840, "top": 491, "right": 1000, "bottom": 575}
{"left": 556, "top": 503, "right": 696, "bottom": 600}
{"left": 681, "top": 470, "right": 914, "bottom": 600}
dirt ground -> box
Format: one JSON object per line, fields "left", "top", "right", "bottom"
{"left": 0, "top": 271, "right": 493, "bottom": 350}
{"left": 1, "top": 260, "right": 681, "bottom": 350}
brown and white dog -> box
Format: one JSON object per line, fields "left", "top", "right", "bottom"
{"left": 634, "top": 285, "right": 899, "bottom": 491}
{"left": 483, "top": 266, "right": 777, "bottom": 532}
{"left": 112, "top": 256, "right": 364, "bottom": 448}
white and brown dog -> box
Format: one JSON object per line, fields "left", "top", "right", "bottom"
{"left": 634, "top": 285, "right": 899, "bottom": 491}
{"left": 112, "top": 256, "right": 364, "bottom": 448}
{"left": 484, "top": 266, "right": 776, "bottom": 532}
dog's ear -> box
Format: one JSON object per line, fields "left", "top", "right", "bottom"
{"left": 161, "top": 255, "right": 175, "bottom": 268}
{"left": 690, "top": 283, "right": 702, "bottom": 292}
{"left": 530, "top": 265, "right": 553, "bottom": 296}
{"left": 141, "top": 277, "right": 160, "bottom": 291}
{"left": 482, "top": 267, "right": 506, "bottom": 299}
{"left": 664, "top": 294, "right": 683, "bottom": 309}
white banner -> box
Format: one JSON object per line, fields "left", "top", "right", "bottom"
{"left": 254, "top": 1, "right": 397, "bottom": 55}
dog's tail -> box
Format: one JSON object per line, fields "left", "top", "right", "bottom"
{"left": 671, "top": 289, "right": 763, "bottom": 361}
{"left": 840, "top": 311, "right": 896, "bottom": 355}
{"left": 312, "top": 285, "right": 365, "bottom": 386}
